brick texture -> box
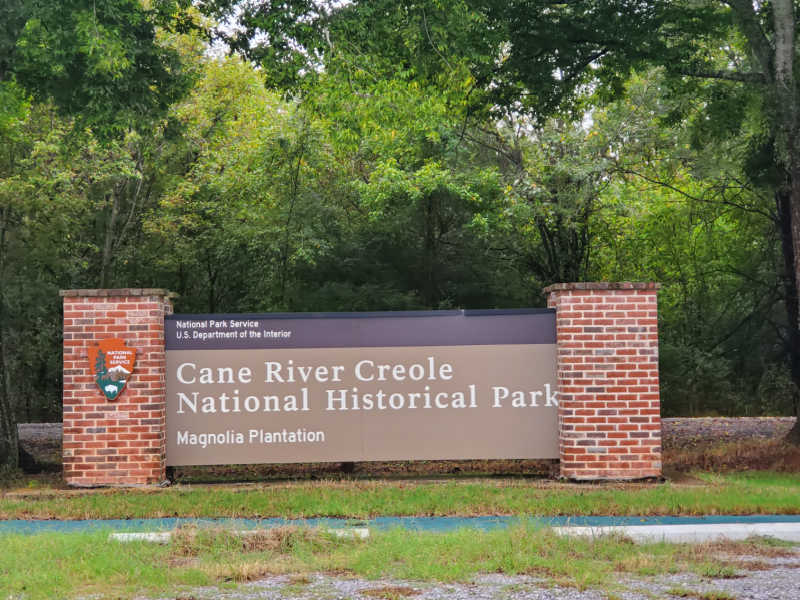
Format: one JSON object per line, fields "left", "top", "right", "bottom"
{"left": 61, "top": 289, "right": 174, "bottom": 486}
{"left": 545, "top": 282, "right": 662, "bottom": 480}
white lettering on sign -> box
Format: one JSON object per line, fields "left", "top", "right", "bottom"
{"left": 264, "top": 360, "right": 345, "bottom": 383}
{"left": 175, "top": 428, "right": 325, "bottom": 448}
{"left": 491, "top": 384, "right": 558, "bottom": 407}
{"left": 354, "top": 356, "right": 453, "bottom": 382}
{"left": 176, "top": 389, "right": 310, "bottom": 414}
{"left": 176, "top": 362, "right": 253, "bottom": 385}
{"left": 325, "top": 384, "right": 477, "bottom": 410}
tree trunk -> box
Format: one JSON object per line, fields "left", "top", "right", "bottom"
{"left": 100, "top": 187, "right": 121, "bottom": 289}
{"left": 786, "top": 172, "right": 800, "bottom": 443}
{"left": 777, "top": 188, "right": 800, "bottom": 442}
{"left": 422, "top": 193, "right": 440, "bottom": 307}
{"left": 0, "top": 212, "right": 18, "bottom": 471}
{"left": 771, "top": 0, "right": 800, "bottom": 442}
{"left": 0, "top": 323, "right": 18, "bottom": 471}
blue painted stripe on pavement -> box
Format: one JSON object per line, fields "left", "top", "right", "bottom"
{"left": 3, "top": 514, "right": 800, "bottom": 535}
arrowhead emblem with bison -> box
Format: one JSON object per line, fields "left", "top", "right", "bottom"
{"left": 88, "top": 338, "right": 136, "bottom": 401}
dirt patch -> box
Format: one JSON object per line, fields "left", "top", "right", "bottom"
{"left": 361, "top": 586, "right": 421, "bottom": 598}
{"left": 170, "top": 458, "right": 559, "bottom": 482}
{"left": 722, "top": 559, "right": 792, "bottom": 571}
{"left": 167, "top": 556, "right": 200, "bottom": 569}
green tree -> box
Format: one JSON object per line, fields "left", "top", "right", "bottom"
{"left": 586, "top": 70, "right": 787, "bottom": 417}
{"left": 8, "top": 0, "right": 194, "bottom": 138}
{"left": 469, "top": 116, "right": 613, "bottom": 294}
{"left": 204, "top": 0, "right": 497, "bottom": 99}
{"left": 472, "top": 0, "right": 800, "bottom": 437}
{"left": 0, "top": 101, "right": 94, "bottom": 470}
{"left": 300, "top": 49, "right": 507, "bottom": 309}
{"left": 148, "top": 56, "right": 337, "bottom": 312}
{"left": 0, "top": 0, "right": 197, "bottom": 469}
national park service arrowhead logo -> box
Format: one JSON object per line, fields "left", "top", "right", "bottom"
{"left": 88, "top": 338, "right": 136, "bottom": 401}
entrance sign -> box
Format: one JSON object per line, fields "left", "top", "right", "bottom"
{"left": 165, "top": 309, "right": 558, "bottom": 466}
{"left": 61, "top": 285, "right": 662, "bottom": 486}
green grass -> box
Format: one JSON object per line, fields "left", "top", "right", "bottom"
{"left": 694, "top": 470, "right": 800, "bottom": 487}
{"left": 1, "top": 529, "right": 201, "bottom": 599}
{"left": 666, "top": 587, "right": 737, "bottom": 600}
{"left": 2, "top": 526, "right": 789, "bottom": 600}
{"left": 2, "top": 471, "right": 798, "bottom": 598}
{"left": 2, "top": 472, "right": 800, "bottom": 520}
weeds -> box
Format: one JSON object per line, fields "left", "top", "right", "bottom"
{"left": 361, "top": 585, "right": 421, "bottom": 599}
{"left": 697, "top": 593, "right": 737, "bottom": 600}
{"left": 1, "top": 526, "right": 795, "bottom": 600}
{"left": 694, "top": 563, "right": 742, "bottom": 579}
{"left": 666, "top": 588, "right": 696, "bottom": 598}
{"left": 666, "top": 588, "right": 737, "bottom": 600}
{"left": 684, "top": 536, "right": 799, "bottom": 560}
{"left": 673, "top": 536, "right": 800, "bottom": 580}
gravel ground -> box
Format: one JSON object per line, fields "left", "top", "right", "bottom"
{"left": 661, "top": 417, "right": 796, "bottom": 449}
{"left": 155, "top": 551, "right": 800, "bottom": 600}
{"left": 17, "top": 423, "right": 62, "bottom": 469}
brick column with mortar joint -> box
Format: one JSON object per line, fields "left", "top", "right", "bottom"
{"left": 61, "top": 289, "right": 174, "bottom": 486}
{"left": 545, "top": 282, "right": 662, "bottom": 480}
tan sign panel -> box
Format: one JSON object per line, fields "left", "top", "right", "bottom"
{"left": 165, "top": 311, "right": 558, "bottom": 465}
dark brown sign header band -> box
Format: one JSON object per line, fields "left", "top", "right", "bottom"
{"left": 165, "top": 309, "right": 555, "bottom": 351}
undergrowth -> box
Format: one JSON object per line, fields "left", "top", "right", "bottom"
{"left": 664, "top": 438, "right": 800, "bottom": 473}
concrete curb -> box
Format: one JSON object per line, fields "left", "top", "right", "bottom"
{"left": 107, "top": 523, "right": 800, "bottom": 545}
{"left": 110, "top": 527, "right": 370, "bottom": 543}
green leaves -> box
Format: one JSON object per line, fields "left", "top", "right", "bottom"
{"left": 12, "top": 0, "right": 196, "bottom": 139}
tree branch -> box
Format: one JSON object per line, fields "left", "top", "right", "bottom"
{"left": 676, "top": 68, "right": 766, "bottom": 84}
{"left": 618, "top": 167, "right": 774, "bottom": 220}
{"left": 725, "top": 0, "right": 774, "bottom": 81}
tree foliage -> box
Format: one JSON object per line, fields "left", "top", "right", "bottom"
{"left": 0, "top": 0, "right": 198, "bottom": 468}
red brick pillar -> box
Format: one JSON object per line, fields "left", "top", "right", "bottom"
{"left": 545, "top": 282, "right": 662, "bottom": 480}
{"left": 61, "top": 289, "right": 173, "bottom": 486}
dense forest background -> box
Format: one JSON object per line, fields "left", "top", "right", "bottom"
{"left": 2, "top": 1, "right": 800, "bottom": 468}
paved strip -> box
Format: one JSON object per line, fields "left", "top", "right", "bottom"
{"left": 113, "top": 523, "right": 800, "bottom": 544}
{"left": 554, "top": 522, "right": 800, "bottom": 543}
